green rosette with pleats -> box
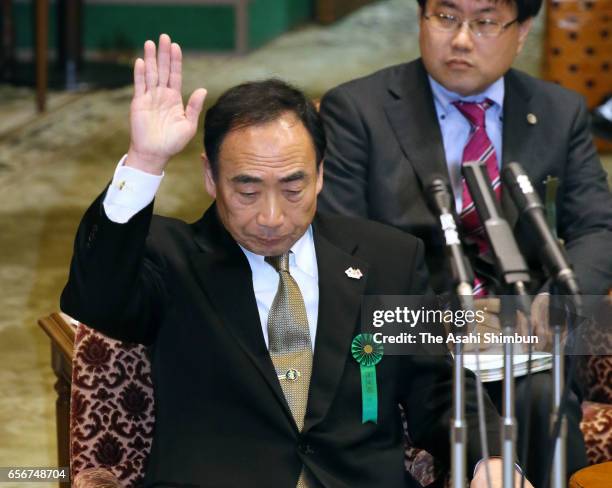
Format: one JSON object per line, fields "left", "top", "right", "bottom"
{"left": 351, "top": 333, "right": 384, "bottom": 423}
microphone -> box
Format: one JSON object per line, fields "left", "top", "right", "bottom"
{"left": 425, "top": 176, "right": 474, "bottom": 295}
{"left": 461, "top": 162, "right": 531, "bottom": 291}
{"left": 501, "top": 162, "right": 581, "bottom": 296}
{"left": 425, "top": 178, "right": 473, "bottom": 488}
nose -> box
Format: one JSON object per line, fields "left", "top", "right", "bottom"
{"left": 450, "top": 22, "right": 474, "bottom": 51}
{"left": 256, "top": 193, "right": 284, "bottom": 229}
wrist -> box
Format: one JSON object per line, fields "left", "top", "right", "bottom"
{"left": 126, "top": 146, "right": 167, "bottom": 175}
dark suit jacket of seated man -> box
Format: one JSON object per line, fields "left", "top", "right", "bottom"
{"left": 318, "top": 0, "right": 612, "bottom": 486}
{"left": 60, "top": 35, "right": 504, "bottom": 488}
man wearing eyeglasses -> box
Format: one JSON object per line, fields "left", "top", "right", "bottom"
{"left": 319, "top": 0, "right": 612, "bottom": 485}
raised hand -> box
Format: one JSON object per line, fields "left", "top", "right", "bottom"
{"left": 126, "top": 34, "right": 207, "bottom": 175}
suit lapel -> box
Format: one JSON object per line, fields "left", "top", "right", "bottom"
{"left": 383, "top": 59, "right": 451, "bottom": 190}
{"left": 303, "top": 216, "right": 369, "bottom": 432}
{"left": 501, "top": 70, "right": 535, "bottom": 228}
{"left": 190, "top": 206, "right": 295, "bottom": 425}
{"left": 190, "top": 210, "right": 371, "bottom": 432}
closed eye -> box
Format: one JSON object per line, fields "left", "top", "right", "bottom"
{"left": 474, "top": 18, "right": 496, "bottom": 25}
{"left": 284, "top": 189, "right": 303, "bottom": 200}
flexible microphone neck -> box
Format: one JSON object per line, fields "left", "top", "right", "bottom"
{"left": 425, "top": 176, "right": 474, "bottom": 300}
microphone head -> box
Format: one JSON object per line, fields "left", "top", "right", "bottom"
{"left": 502, "top": 161, "right": 543, "bottom": 212}
{"left": 425, "top": 175, "right": 453, "bottom": 215}
{"left": 501, "top": 161, "right": 528, "bottom": 187}
{"left": 461, "top": 161, "right": 500, "bottom": 221}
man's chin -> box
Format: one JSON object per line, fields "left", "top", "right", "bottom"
{"left": 445, "top": 78, "right": 488, "bottom": 98}
{"left": 244, "top": 236, "right": 293, "bottom": 257}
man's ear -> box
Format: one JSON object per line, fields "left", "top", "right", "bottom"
{"left": 201, "top": 152, "right": 217, "bottom": 199}
{"left": 315, "top": 160, "right": 324, "bottom": 195}
{"left": 516, "top": 18, "right": 533, "bottom": 54}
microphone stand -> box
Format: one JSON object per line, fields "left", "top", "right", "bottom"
{"left": 550, "top": 308, "right": 566, "bottom": 488}
{"left": 501, "top": 162, "right": 584, "bottom": 488}
{"left": 449, "top": 248, "right": 473, "bottom": 488}
{"left": 549, "top": 292, "right": 581, "bottom": 488}
{"left": 427, "top": 179, "right": 474, "bottom": 488}
{"left": 499, "top": 288, "right": 530, "bottom": 488}
{"left": 441, "top": 215, "right": 475, "bottom": 488}
{"left": 452, "top": 300, "right": 468, "bottom": 488}
{"left": 462, "top": 162, "right": 532, "bottom": 488}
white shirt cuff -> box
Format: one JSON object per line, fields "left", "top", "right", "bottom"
{"left": 103, "top": 155, "right": 164, "bottom": 223}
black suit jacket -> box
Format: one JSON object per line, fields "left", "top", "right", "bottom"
{"left": 61, "top": 192, "right": 501, "bottom": 488}
{"left": 319, "top": 59, "right": 612, "bottom": 295}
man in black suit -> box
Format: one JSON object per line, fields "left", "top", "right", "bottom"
{"left": 61, "top": 34, "right": 531, "bottom": 487}
{"left": 319, "top": 0, "right": 612, "bottom": 485}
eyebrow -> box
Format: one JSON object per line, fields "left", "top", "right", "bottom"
{"left": 437, "top": 0, "right": 459, "bottom": 9}
{"left": 230, "top": 170, "right": 307, "bottom": 185}
{"left": 475, "top": 6, "right": 496, "bottom": 13}
{"left": 436, "top": 0, "right": 497, "bottom": 12}
{"left": 231, "top": 174, "right": 262, "bottom": 184}
{"left": 279, "top": 171, "right": 307, "bottom": 183}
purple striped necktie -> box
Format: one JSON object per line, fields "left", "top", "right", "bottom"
{"left": 453, "top": 99, "right": 500, "bottom": 297}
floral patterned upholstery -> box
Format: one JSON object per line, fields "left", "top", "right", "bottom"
{"left": 70, "top": 324, "right": 155, "bottom": 487}
{"left": 581, "top": 400, "right": 612, "bottom": 465}
{"left": 579, "top": 354, "right": 612, "bottom": 466}
{"left": 575, "top": 296, "right": 612, "bottom": 466}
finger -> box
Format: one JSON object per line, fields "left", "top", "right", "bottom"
{"left": 186, "top": 88, "right": 207, "bottom": 127}
{"left": 169, "top": 42, "right": 182, "bottom": 93}
{"left": 157, "top": 33, "right": 171, "bottom": 87}
{"left": 133, "top": 58, "right": 145, "bottom": 97}
{"left": 514, "top": 309, "right": 527, "bottom": 337}
{"left": 144, "top": 40, "right": 158, "bottom": 90}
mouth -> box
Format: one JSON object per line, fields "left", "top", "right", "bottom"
{"left": 255, "top": 236, "right": 287, "bottom": 247}
{"left": 446, "top": 59, "right": 473, "bottom": 69}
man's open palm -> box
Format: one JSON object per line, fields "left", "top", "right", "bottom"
{"left": 127, "top": 34, "right": 207, "bottom": 174}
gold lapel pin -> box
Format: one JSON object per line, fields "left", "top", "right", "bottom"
{"left": 527, "top": 113, "right": 538, "bottom": 125}
{"left": 345, "top": 267, "right": 363, "bottom": 280}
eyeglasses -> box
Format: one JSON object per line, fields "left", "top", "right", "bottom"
{"left": 423, "top": 12, "right": 519, "bottom": 37}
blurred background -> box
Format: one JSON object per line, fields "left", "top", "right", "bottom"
{"left": 0, "top": 0, "right": 610, "bottom": 484}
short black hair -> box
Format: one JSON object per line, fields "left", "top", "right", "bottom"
{"left": 416, "top": 0, "right": 542, "bottom": 22}
{"left": 203, "top": 78, "right": 325, "bottom": 178}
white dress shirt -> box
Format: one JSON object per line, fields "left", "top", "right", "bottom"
{"left": 103, "top": 157, "right": 319, "bottom": 351}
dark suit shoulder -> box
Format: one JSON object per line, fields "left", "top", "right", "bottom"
{"left": 322, "top": 60, "right": 420, "bottom": 102}
{"left": 146, "top": 214, "right": 200, "bottom": 254}
{"left": 315, "top": 212, "right": 423, "bottom": 253}
{"left": 507, "top": 68, "right": 586, "bottom": 110}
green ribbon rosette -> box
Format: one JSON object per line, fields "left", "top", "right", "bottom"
{"left": 351, "top": 334, "right": 384, "bottom": 424}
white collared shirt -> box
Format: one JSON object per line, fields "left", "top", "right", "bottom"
{"left": 103, "top": 157, "right": 319, "bottom": 351}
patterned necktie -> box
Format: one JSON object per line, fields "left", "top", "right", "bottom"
{"left": 266, "top": 253, "right": 313, "bottom": 488}
{"left": 453, "top": 99, "right": 501, "bottom": 296}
